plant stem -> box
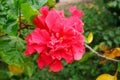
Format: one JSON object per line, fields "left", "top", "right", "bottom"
{"left": 85, "top": 44, "right": 119, "bottom": 62}
{"left": 0, "top": 34, "right": 7, "bottom": 37}
{"left": 18, "top": 7, "right": 22, "bottom": 36}
{"left": 115, "top": 69, "right": 118, "bottom": 76}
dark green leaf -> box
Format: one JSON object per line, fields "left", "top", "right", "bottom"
{"left": 108, "top": 31, "right": 114, "bottom": 37}
{"left": 0, "top": 70, "right": 9, "bottom": 79}
{"left": 114, "top": 36, "right": 120, "bottom": 45}
{"left": 3, "top": 20, "right": 18, "bottom": 36}
{"left": 13, "top": 0, "right": 26, "bottom": 9}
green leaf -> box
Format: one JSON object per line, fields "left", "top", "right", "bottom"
{"left": 30, "top": 0, "right": 48, "bottom": 9}
{"left": 118, "top": 61, "right": 120, "bottom": 72}
{"left": 107, "top": 40, "right": 112, "bottom": 47}
{"left": 108, "top": 31, "right": 114, "bottom": 37}
{"left": 79, "top": 52, "right": 94, "bottom": 62}
{"left": 21, "top": 3, "right": 38, "bottom": 24}
{"left": 38, "top": 0, "right": 48, "bottom": 8}
{"left": 0, "top": 36, "right": 25, "bottom": 65}
{"left": 3, "top": 20, "right": 18, "bottom": 36}
{"left": 7, "top": 0, "right": 19, "bottom": 15}
{"left": 0, "top": 17, "right": 6, "bottom": 27}
{"left": 13, "top": 0, "right": 26, "bottom": 8}
{"left": 0, "top": 0, "right": 19, "bottom": 36}
{"left": 114, "top": 36, "right": 120, "bottom": 45}
{"left": 103, "top": 36, "right": 108, "bottom": 40}
{"left": 25, "top": 61, "right": 34, "bottom": 77}
{"left": 0, "top": 70, "right": 9, "bottom": 79}
{"left": 47, "top": 0, "right": 56, "bottom": 8}
{"left": 79, "top": 45, "right": 99, "bottom": 62}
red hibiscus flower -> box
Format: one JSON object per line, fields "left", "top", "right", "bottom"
{"left": 25, "top": 6, "right": 85, "bottom": 72}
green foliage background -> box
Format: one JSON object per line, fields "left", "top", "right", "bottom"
{"left": 0, "top": 0, "right": 120, "bottom": 80}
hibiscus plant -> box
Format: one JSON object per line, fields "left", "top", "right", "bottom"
{"left": 0, "top": 0, "right": 120, "bottom": 80}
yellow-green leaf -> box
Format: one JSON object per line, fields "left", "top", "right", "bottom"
{"left": 21, "top": 3, "right": 38, "bottom": 24}
{"left": 8, "top": 64, "right": 24, "bottom": 74}
{"left": 47, "top": 0, "right": 56, "bottom": 8}
{"left": 87, "top": 32, "right": 93, "bottom": 44}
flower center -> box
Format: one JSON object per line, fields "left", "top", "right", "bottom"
{"left": 60, "top": 37, "right": 63, "bottom": 40}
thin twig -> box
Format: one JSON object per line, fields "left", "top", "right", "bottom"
{"left": 115, "top": 69, "right": 118, "bottom": 76}
{"left": 18, "top": 7, "right": 22, "bottom": 36}
{"left": 18, "top": 22, "right": 34, "bottom": 30}
{"left": 85, "top": 44, "right": 119, "bottom": 62}
{"left": 0, "top": 34, "right": 7, "bottom": 37}
{"left": 17, "top": 7, "right": 34, "bottom": 35}
{"left": 19, "top": 7, "right": 21, "bottom": 29}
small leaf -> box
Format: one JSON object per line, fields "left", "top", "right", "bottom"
{"left": 80, "top": 45, "right": 98, "bottom": 62}
{"left": 96, "top": 74, "right": 117, "bottom": 80}
{"left": 104, "top": 48, "right": 120, "bottom": 59}
{"left": 47, "top": 0, "right": 56, "bottom": 8}
{"left": 99, "top": 43, "right": 109, "bottom": 51}
{"left": 87, "top": 32, "right": 93, "bottom": 44}
{"left": 24, "top": 61, "right": 34, "bottom": 77}
{"left": 13, "top": 0, "right": 26, "bottom": 8}
{"left": 8, "top": 64, "right": 24, "bottom": 74}
{"left": 107, "top": 40, "right": 112, "bottom": 47}
{"left": 79, "top": 52, "right": 94, "bottom": 62}
{"left": 112, "top": 48, "right": 120, "bottom": 57}
{"left": 3, "top": 20, "right": 18, "bottom": 36}
{"left": 21, "top": 3, "right": 38, "bottom": 24}
{"left": 118, "top": 61, "right": 120, "bottom": 72}
{"left": 99, "top": 59, "right": 108, "bottom": 64}
{"left": 38, "top": 0, "right": 48, "bottom": 8}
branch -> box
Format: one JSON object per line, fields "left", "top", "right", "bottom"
{"left": 0, "top": 34, "right": 7, "bottom": 37}
{"left": 19, "top": 7, "right": 22, "bottom": 28}
{"left": 17, "top": 7, "right": 34, "bottom": 36}
{"left": 18, "top": 22, "right": 34, "bottom": 30}
{"left": 18, "top": 7, "right": 22, "bottom": 36}
{"left": 85, "top": 44, "right": 119, "bottom": 62}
